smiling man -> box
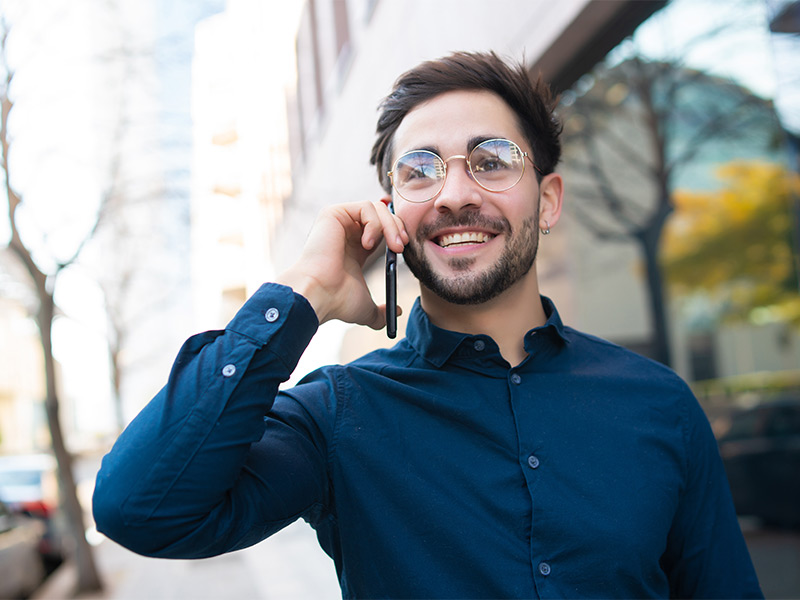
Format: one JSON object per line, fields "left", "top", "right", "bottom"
{"left": 94, "top": 52, "right": 762, "bottom": 599}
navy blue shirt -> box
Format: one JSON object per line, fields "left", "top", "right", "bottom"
{"left": 94, "top": 283, "right": 762, "bottom": 599}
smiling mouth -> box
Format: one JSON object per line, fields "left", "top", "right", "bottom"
{"left": 436, "top": 231, "right": 495, "bottom": 248}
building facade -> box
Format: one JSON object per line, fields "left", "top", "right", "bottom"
{"left": 268, "top": 0, "right": 665, "bottom": 366}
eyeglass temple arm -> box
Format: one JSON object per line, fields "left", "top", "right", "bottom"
{"left": 523, "top": 153, "right": 545, "bottom": 175}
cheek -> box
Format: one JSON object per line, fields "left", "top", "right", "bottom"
{"left": 507, "top": 190, "right": 539, "bottom": 223}
{"left": 395, "top": 204, "right": 427, "bottom": 239}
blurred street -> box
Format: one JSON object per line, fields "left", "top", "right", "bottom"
{"left": 31, "top": 451, "right": 341, "bottom": 599}
{"left": 742, "top": 522, "right": 800, "bottom": 599}
{"left": 34, "top": 520, "right": 341, "bottom": 600}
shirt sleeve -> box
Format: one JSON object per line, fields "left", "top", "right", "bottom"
{"left": 92, "top": 283, "right": 329, "bottom": 558}
{"left": 661, "top": 394, "right": 763, "bottom": 599}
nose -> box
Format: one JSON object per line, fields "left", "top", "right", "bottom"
{"left": 433, "top": 156, "right": 484, "bottom": 213}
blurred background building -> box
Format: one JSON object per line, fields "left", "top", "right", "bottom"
{"left": 1, "top": 0, "right": 799, "bottom": 597}
{"left": 3, "top": 0, "right": 794, "bottom": 453}
{"left": 188, "top": 0, "right": 800, "bottom": 391}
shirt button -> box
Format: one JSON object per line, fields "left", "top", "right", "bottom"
{"left": 539, "top": 562, "right": 551, "bottom": 576}
{"left": 510, "top": 373, "right": 522, "bottom": 385}
{"left": 473, "top": 340, "right": 485, "bottom": 351}
{"left": 221, "top": 364, "right": 236, "bottom": 377}
{"left": 527, "top": 455, "right": 540, "bottom": 469}
{"left": 265, "top": 307, "right": 280, "bottom": 322}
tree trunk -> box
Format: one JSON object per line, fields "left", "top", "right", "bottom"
{"left": 110, "top": 345, "right": 125, "bottom": 432}
{"left": 638, "top": 196, "right": 673, "bottom": 367}
{"left": 640, "top": 236, "right": 671, "bottom": 366}
{"left": 37, "top": 292, "right": 104, "bottom": 594}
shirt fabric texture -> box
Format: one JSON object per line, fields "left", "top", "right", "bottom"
{"left": 93, "top": 283, "right": 763, "bottom": 599}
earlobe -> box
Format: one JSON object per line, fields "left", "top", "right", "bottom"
{"left": 538, "top": 173, "right": 563, "bottom": 230}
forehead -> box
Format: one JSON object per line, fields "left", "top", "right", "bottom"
{"left": 392, "top": 89, "right": 525, "bottom": 157}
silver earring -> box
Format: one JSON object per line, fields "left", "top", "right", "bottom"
{"left": 541, "top": 221, "right": 550, "bottom": 235}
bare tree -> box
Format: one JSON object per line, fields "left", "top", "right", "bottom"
{"left": 3, "top": 3, "right": 221, "bottom": 591}
{"left": 1, "top": 16, "right": 103, "bottom": 593}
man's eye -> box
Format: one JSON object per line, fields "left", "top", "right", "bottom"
{"left": 473, "top": 157, "right": 509, "bottom": 172}
{"left": 401, "top": 160, "right": 438, "bottom": 182}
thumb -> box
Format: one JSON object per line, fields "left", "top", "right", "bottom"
{"left": 365, "top": 303, "right": 388, "bottom": 331}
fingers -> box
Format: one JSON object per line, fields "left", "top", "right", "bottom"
{"left": 374, "top": 199, "right": 409, "bottom": 253}
{"left": 284, "top": 200, "right": 407, "bottom": 330}
{"left": 354, "top": 200, "right": 408, "bottom": 254}
{"left": 367, "top": 303, "right": 403, "bottom": 331}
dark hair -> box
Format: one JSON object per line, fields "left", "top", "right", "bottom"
{"left": 370, "top": 51, "right": 562, "bottom": 194}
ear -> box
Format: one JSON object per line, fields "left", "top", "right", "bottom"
{"left": 538, "top": 173, "right": 563, "bottom": 229}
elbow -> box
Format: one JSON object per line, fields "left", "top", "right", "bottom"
{"left": 92, "top": 473, "right": 141, "bottom": 554}
{"left": 92, "top": 468, "right": 163, "bottom": 557}
{"left": 92, "top": 468, "right": 216, "bottom": 559}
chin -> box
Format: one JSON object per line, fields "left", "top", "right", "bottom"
{"left": 404, "top": 223, "right": 539, "bottom": 306}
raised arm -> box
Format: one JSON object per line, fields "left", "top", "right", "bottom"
{"left": 92, "top": 200, "right": 407, "bottom": 558}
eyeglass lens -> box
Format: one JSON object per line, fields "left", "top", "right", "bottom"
{"left": 391, "top": 139, "right": 526, "bottom": 203}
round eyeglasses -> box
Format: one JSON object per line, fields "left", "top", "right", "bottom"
{"left": 388, "top": 138, "right": 542, "bottom": 203}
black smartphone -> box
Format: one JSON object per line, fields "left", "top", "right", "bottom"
{"left": 385, "top": 203, "right": 397, "bottom": 339}
{"left": 385, "top": 246, "right": 397, "bottom": 339}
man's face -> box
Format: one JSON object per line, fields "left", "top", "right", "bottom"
{"left": 390, "top": 90, "right": 542, "bottom": 305}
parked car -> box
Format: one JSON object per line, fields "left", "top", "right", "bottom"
{"left": 0, "top": 500, "right": 46, "bottom": 599}
{"left": 715, "top": 396, "right": 800, "bottom": 529}
{"left": 0, "top": 454, "right": 66, "bottom": 568}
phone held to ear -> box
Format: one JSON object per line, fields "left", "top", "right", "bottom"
{"left": 385, "top": 248, "right": 397, "bottom": 339}
{"left": 385, "top": 203, "right": 397, "bottom": 339}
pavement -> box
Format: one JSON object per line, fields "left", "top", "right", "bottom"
{"left": 32, "top": 520, "right": 341, "bottom": 600}
{"left": 32, "top": 519, "right": 800, "bottom": 599}
{"left": 742, "top": 522, "right": 800, "bottom": 600}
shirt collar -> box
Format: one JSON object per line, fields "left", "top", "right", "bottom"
{"left": 405, "top": 296, "right": 569, "bottom": 367}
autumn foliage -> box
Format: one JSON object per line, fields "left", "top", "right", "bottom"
{"left": 663, "top": 161, "right": 800, "bottom": 324}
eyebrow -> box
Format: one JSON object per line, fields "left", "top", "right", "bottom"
{"left": 466, "top": 135, "right": 495, "bottom": 153}
{"left": 406, "top": 135, "right": 500, "bottom": 157}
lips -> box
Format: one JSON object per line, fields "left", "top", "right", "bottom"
{"left": 436, "top": 231, "right": 495, "bottom": 248}
{"left": 416, "top": 214, "right": 510, "bottom": 253}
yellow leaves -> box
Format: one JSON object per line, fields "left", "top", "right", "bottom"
{"left": 662, "top": 160, "right": 800, "bottom": 324}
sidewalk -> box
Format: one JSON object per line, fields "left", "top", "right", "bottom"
{"left": 33, "top": 521, "right": 341, "bottom": 600}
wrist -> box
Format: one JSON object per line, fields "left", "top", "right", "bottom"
{"left": 275, "top": 268, "right": 331, "bottom": 324}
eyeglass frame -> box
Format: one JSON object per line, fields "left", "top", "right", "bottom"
{"left": 387, "top": 138, "right": 544, "bottom": 203}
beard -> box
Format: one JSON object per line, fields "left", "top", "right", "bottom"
{"left": 402, "top": 210, "right": 539, "bottom": 305}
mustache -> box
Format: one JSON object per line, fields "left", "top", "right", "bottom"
{"left": 415, "top": 213, "right": 512, "bottom": 241}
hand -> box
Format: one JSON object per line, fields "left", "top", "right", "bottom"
{"left": 276, "top": 200, "right": 408, "bottom": 329}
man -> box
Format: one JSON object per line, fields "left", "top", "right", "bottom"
{"left": 93, "top": 52, "right": 762, "bottom": 598}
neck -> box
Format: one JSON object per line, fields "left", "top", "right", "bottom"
{"left": 419, "top": 270, "right": 546, "bottom": 366}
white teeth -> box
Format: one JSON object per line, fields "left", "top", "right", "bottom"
{"left": 438, "top": 232, "right": 493, "bottom": 248}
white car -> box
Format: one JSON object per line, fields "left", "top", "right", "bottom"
{"left": 0, "top": 453, "right": 66, "bottom": 566}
